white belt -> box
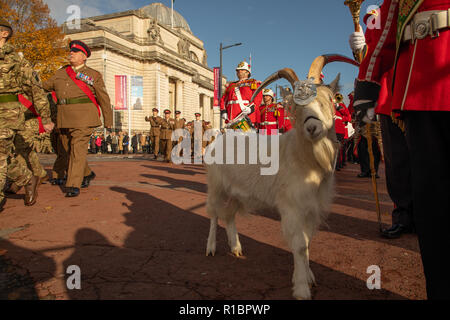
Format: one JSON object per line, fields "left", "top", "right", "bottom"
{"left": 335, "top": 116, "right": 343, "bottom": 120}
{"left": 227, "top": 100, "right": 249, "bottom": 105}
{"left": 403, "top": 9, "right": 450, "bottom": 42}
{"left": 261, "top": 121, "right": 277, "bottom": 126}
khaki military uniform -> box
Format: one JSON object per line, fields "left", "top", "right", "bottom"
{"left": 193, "top": 120, "right": 206, "bottom": 159}
{"left": 159, "top": 117, "right": 175, "bottom": 161}
{"left": 48, "top": 93, "right": 68, "bottom": 180}
{"left": 0, "top": 43, "right": 51, "bottom": 202}
{"left": 145, "top": 116, "right": 163, "bottom": 155}
{"left": 43, "top": 64, "right": 112, "bottom": 189}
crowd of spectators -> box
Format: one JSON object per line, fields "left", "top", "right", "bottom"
{"left": 89, "top": 132, "right": 151, "bottom": 155}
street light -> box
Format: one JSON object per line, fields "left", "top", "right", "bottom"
{"left": 219, "top": 42, "right": 242, "bottom": 129}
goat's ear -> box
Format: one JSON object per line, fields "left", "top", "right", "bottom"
{"left": 279, "top": 87, "right": 292, "bottom": 100}
{"left": 328, "top": 73, "right": 341, "bottom": 94}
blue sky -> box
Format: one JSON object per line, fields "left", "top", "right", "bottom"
{"left": 44, "top": 0, "right": 381, "bottom": 104}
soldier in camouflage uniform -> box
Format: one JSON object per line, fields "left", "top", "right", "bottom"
{"left": 5, "top": 95, "right": 52, "bottom": 194}
{"left": 0, "top": 19, "right": 54, "bottom": 210}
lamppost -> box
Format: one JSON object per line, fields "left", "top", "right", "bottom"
{"left": 219, "top": 42, "right": 242, "bottom": 129}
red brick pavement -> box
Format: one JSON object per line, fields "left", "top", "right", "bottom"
{"left": 0, "top": 155, "right": 426, "bottom": 300}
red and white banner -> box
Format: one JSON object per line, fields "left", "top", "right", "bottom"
{"left": 115, "top": 75, "right": 128, "bottom": 110}
{"left": 213, "top": 67, "right": 220, "bottom": 107}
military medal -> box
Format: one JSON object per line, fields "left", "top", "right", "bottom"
{"left": 76, "top": 72, "right": 94, "bottom": 86}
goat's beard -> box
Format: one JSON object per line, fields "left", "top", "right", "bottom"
{"left": 312, "top": 131, "right": 338, "bottom": 174}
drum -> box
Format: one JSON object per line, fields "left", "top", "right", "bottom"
{"left": 227, "top": 113, "right": 254, "bottom": 132}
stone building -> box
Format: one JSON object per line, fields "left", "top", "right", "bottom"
{"left": 64, "top": 2, "right": 222, "bottom": 132}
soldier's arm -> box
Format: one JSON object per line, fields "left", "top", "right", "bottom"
{"left": 94, "top": 72, "right": 113, "bottom": 128}
{"left": 253, "top": 81, "right": 263, "bottom": 108}
{"left": 42, "top": 74, "right": 55, "bottom": 92}
{"left": 19, "top": 59, "right": 52, "bottom": 125}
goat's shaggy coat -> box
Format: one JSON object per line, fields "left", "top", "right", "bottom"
{"left": 205, "top": 82, "right": 341, "bottom": 300}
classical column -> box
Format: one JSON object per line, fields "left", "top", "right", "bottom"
{"left": 176, "top": 80, "right": 183, "bottom": 113}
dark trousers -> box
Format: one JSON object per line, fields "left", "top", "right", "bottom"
{"left": 404, "top": 111, "right": 450, "bottom": 300}
{"left": 379, "top": 114, "right": 413, "bottom": 226}
{"left": 346, "top": 138, "right": 356, "bottom": 163}
{"left": 357, "top": 134, "right": 381, "bottom": 175}
{"left": 336, "top": 133, "right": 345, "bottom": 168}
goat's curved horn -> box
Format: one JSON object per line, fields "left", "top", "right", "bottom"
{"left": 250, "top": 68, "right": 299, "bottom": 103}
{"left": 308, "top": 54, "right": 360, "bottom": 84}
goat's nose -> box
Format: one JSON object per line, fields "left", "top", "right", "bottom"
{"left": 307, "top": 124, "right": 317, "bottom": 136}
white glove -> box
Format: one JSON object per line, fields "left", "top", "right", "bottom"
{"left": 241, "top": 106, "right": 251, "bottom": 115}
{"left": 362, "top": 107, "right": 376, "bottom": 124}
{"left": 221, "top": 113, "right": 228, "bottom": 121}
{"left": 349, "top": 25, "right": 366, "bottom": 52}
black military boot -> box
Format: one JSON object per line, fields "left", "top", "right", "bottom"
{"left": 81, "top": 172, "right": 96, "bottom": 188}
{"left": 381, "top": 224, "right": 414, "bottom": 239}
{"left": 65, "top": 187, "right": 80, "bottom": 198}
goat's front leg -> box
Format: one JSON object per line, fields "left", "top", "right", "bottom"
{"left": 280, "top": 210, "right": 312, "bottom": 300}
{"left": 225, "top": 215, "right": 243, "bottom": 257}
{"left": 206, "top": 216, "right": 218, "bottom": 256}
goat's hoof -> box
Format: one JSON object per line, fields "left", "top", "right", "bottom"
{"left": 308, "top": 269, "right": 317, "bottom": 287}
{"left": 293, "top": 284, "right": 312, "bottom": 300}
{"left": 206, "top": 249, "right": 216, "bottom": 257}
{"left": 231, "top": 248, "right": 243, "bottom": 257}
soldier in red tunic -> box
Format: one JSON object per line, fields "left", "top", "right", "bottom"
{"left": 351, "top": 7, "right": 415, "bottom": 240}
{"left": 220, "top": 61, "right": 262, "bottom": 126}
{"left": 352, "top": 0, "right": 450, "bottom": 299}
{"left": 258, "top": 89, "right": 282, "bottom": 135}
{"left": 334, "top": 93, "right": 351, "bottom": 170}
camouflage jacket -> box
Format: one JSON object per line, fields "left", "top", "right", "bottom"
{"left": 0, "top": 43, "right": 51, "bottom": 129}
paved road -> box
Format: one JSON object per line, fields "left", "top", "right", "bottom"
{"left": 0, "top": 154, "right": 425, "bottom": 300}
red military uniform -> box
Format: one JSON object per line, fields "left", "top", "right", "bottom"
{"left": 356, "top": 0, "right": 450, "bottom": 112}
{"left": 354, "top": 0, "right": 450, "bottom": 299}
{"left": 334, "top": 102, "right": 350, "bottom": 136}
{"left": 220, "top": 79, "right": 263, "bottom": 125}
{"left": 259, "top": 103, "right": 290, "bottom": 135}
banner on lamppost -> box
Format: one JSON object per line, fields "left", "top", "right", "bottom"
{"left": 131, "top": 76, "right": 144, "bottom": 111}
{"left": 114, "top": 75, "right": 128, "bottom": 110}
{"left": 213, "top": 67, "right": 220, "bottom": 107}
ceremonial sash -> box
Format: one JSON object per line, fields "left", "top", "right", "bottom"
{"left": 18, "top": 94, "right": 45, "bottom": 134}
{"left": 65, "top": 66, "right": 101, "bottom": 117}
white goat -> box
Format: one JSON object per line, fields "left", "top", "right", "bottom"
{"left": 205, "top": 55, "right": 359, "bottom": 300}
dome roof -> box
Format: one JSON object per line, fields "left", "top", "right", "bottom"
{"left": 140, "top": 2, "right": 192, "bottom": 34}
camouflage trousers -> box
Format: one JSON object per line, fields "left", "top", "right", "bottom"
{"left": 0, "top": 128, "right": 33, "bottom": 202}
{"left": 12, "top": 119, "right": 47, "bottom": 178}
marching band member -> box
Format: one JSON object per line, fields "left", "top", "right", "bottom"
{"left": 220, "top": 61, "right": 262, "bottom": 127}
{"left": 259, "top": 89, "right": 291, "bottom": 135}
{"left": 334, "top": 93, "right": 351, "bottom": 170}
